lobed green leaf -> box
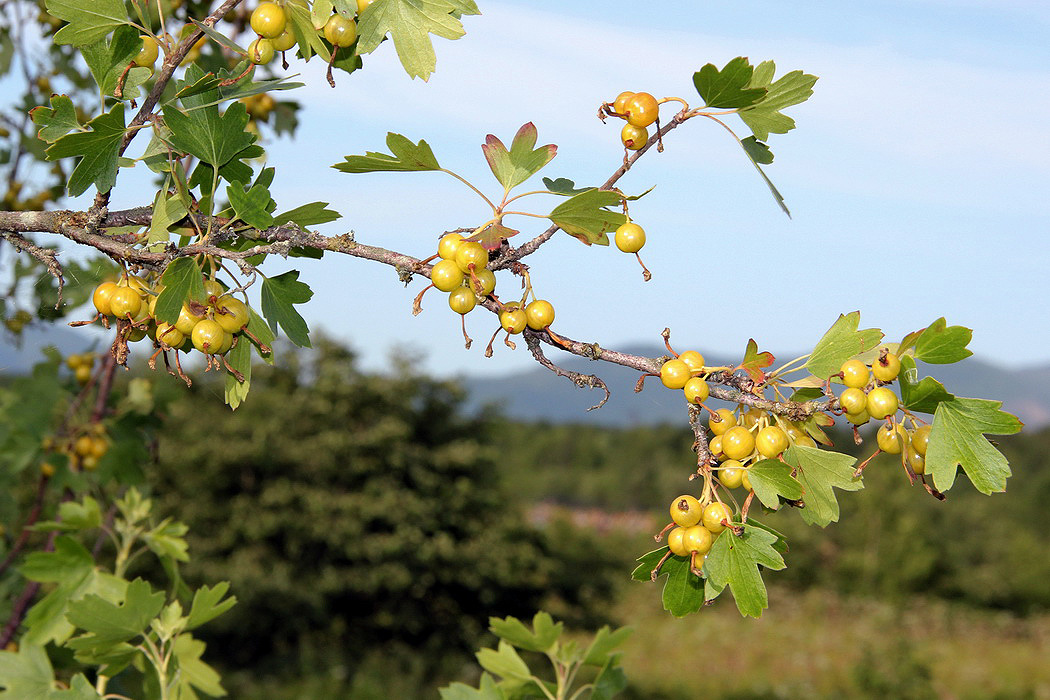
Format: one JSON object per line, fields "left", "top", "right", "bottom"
{"left": 693, "top": 57, "right": 766, "bottom": 109}
{"left": 355, "top": 0, "right": 480, "bottom": 81}
{"left": 548, "top": 189, "right": 626, "bottom": 246}
{"left": 260, "top": 270, "right": 313, "bottom": 348}
{"left": 481, "top": 122, "right": 557, "bottom": 191}
{"left": 783, "top": 445, "right": 862, "bottom": 527}
{"left": 927, "top": 397, "right": 1022, "bottom": 494}
{"left": 806, "top": 311, "right": 883, "bottom": 380}
{"left": 46, "top": 104, "right": 126, "bottom": 196}
{"left": 914, "top": 317, "right": 974, "bottom": 364}
{"left": 704, "top": 524, "right": 785, "bottom": 618}
{"left": 47, "top": 0, "right": 128, "bottom": 46}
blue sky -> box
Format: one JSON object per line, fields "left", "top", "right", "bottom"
{"left": 97, "top": 1, "right": 1050, "bottom": 376}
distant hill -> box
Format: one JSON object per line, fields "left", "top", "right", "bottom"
{"left": 463, "top": 344, "right": 1050, "bottom": 428}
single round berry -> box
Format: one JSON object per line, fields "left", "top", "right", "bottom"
{"left": 845, "top": 410, "right": 870, "bottom": 426}
{"left": 702, "top": 502, "right": 733, "bottom": 534}
{"left": 109, "top": 287, "right": 143, "bottom": 318}
{"left": 134, "top": 36, "right": 159, "bottom": 68}
{"left": 624, "top": 92, "right": 659, "bottom": 127}
{"left": 175, "top": 304, "right": 205, "bottom": 336}
{"left": 793, "top": 434, "right": 818, "bottom": 448}
{"left": 525, "top": 300, "right": 555, "bottom": 330}
{"left": 214, "top": 295, "right": 249, "bottom": 333}
{"left": 741, "top": 469, "right": 753, "bottom": 492}
{"left": 683, "top": 525, "right": 713, "bottom": 555}
{"left": 740, "top": 406, "right": 764, "bottom": 428}
{"left": 448, "top": 287, "right": 476, "bottom": 315}
{"left": 872, "top": 352, "right": 901, "bottom": 382}
{"left": 191, "top": 319, "right": 226, "bottom": 354}
{"left": 876, "top": 423, "right": 908, "bottom": 454}
{"left": 709, "top": 408, "right": 737, "bottom": 436}
{"left": 155, "top": 322, "right": 185, "bottom": 348}
{"left": 756, "top": 425, "right": 789, "bottom": 458}
{"left": 614, "top": 222, "right": 646, "bottom": 253}
{"left": 500, "top": 306, "right": 527, "bottom": 334}
{"left": 271, "top": 29, "right": 296, "bottom": 51}
{"left": 840, "top": 359, "right": 870, "bottom": 389}
{"left": 683, "top": 377, "right": 709, "bottom": 405}
{"left": 670, "top": 494, "right": 703, "bottom": 527}
{"left": 910, "top": 424, "right": 932, "bottom": 457}
{"left": 323, "top": 14, "right": 357, "bottom": 47}
{"left": 430, "top": 259, "right": 464, "bottom": 292}
{"left": 667, "top": 527, "right": 690, "bottom": 557}
{"left": 718, "top": 461, "right": 745, "bottom": 489}
{"left": 660, "top": 359, "right": 690, "bottom": 390}
{"left": 784, "top": 422, "right": 806, "bottom": 441}
{"left": 722, "top": 425, "right": 756, "bottom": 461}
{"left": 217, "top": 329, "right": 234, "bottom": 355}
{"left": 866, "top": 387, "right": 899, "bottom": 420}
{"left": 708, "top": 435, "right": 724, "bottom": 460}
{"left": 454, "top": 241, "right": 489, "bottom": 274}
{"left": 74, "top": 435, "right": 94, "bottom": 457}
{"left": 907, "top": 444, "right": 926, "bottom": 474}
{"left": 247, "top": 38, "right": 275, "bottom": 64}
{"left": 620, "top": 123, "right": 647, "bottom": 150}
{"left": 612, "top": 90, "right": 635, "bottom": 114}
{"left": 840, "top": 387, "right": 868, "bottom": 415}
{"left": 678, "top": 350, "right": 705, "bottom": 372}
{"left": 74, "top": 365, "right": 92, "bottom": 384}
{"left": 468, "top": 268, "right": 496, "bottom": 297}
{"left": 251, "top": 2, "right": 287, "bottom": 39}
{"left": 437, "top": 233, "right": 464, "bottom": 260}
{"left": 92, "top": 282, "right": 118, "bottom": 316}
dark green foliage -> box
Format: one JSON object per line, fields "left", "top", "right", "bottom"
{"left": 149, "top": 340, "right": 616, "bottom": 688}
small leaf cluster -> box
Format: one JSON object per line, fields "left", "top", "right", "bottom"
{"left": 439, "top": 612, "right": 631, "bottom": 700}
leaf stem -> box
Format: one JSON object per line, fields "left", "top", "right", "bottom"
{"left": 440, "top": 168, "right": 496, "bottom": 211}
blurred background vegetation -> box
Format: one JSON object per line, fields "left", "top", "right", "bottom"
{"left": 3, "top": 338, "right": 1049, "bottom": 698}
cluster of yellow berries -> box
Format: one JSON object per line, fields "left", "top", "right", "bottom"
{"left": 247, "top": 0, "right": 372, "bottom": 65}
{"left": 658, "top": 351, "right": 712, "bottom": 406}
{"left": 609, "top": 91, "right": 661, "bottom": 150}
{"left": 706, "top": 407, "right": 813, "bottom": 490}
{"left": 66, "top": 352, "right": 97, "bottom": 385}
{"left": 665, "top": 495, "right": 734, "bottom": 570}
{"left": 837, "top": 352, "right": 902, "bottom": 426}
{"left": 91, "top": 274, "right": 249, "bottom": 356}
{"left": 40, "top": 423, "right": 109, "bottom": 476}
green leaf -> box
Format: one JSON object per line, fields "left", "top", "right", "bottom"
{"left": 273, "top": 202, "right": 341, "bottom": 227}
{"left": 80, "top": 26, "right": 139, "bottom": 96}
{"left": 46, "top": 104, "right": 126, "bottom": 197}
{"left": 740, "top": 135, "right": 773, "bottom": 165}
{"left": 488, "top": 613, "right": 561, "bottom": 653}
{"left": 171, "top": 634, "right": 225, "bottom": 698}
{"left": 747, "top": 459, "right": 804, "bottom": 509}
{"left": 53, "top": 674, "right": 102, "bottom": 700}
{"left": 47, "top": 0, "right": 129, "bottom": 46}
{"left": 224, "top": 335, "right": 252, "bottom": 410}
{"left": 660, "top": 554, "right": 705, "bottom": 617}
{"left": 0, "top": 643, "right": 57, "bottom": 699}
{"left": 163, "top": 99, "right": 254, "bottom": 168}
{"left": 143, "top": 518, "right": 189, "bottom": 562}
{"left": 898, "top": 355, "right": 954, "bottom": 414}
{"left": 475, "top": 641, "right": 531, "bottom": 683}
{"left": 186, "top": 582, "right": 237, "bottom": 631}
{"left": 914, "top": 317, "right": 974, "bottom": 364}
{"left": 333, "top": 132, "right": 441, "bottom": 173}
{"left": 927, "top": 397, "right": 1023, "bottom": 494}
{"left": 481, "top": 122, "right": 557, "bottom": 191}
{"left": 355, "top": 0, "right": 480, "bottom": 81}
{"left": 738, "top": 62, "right": 818, "bottom": 141}
{"left": 631, "top": 547, "right": 667, "bottom": 582}
{"left": 246, "top": 307, "right": 275, "bottom": 364}
{"left": 20, "top": 535, "right": 93, "bottom": 583}
{"left": 148, "top": 190, "right": 189, "bottom": 250}
{"left": 591, "top": 658, "right": 628, "bottom": 700}
{"left": 260, "top": 270, "right": 313, "bottom": 348}
{"left": 548, "top": 189, "right": 626, "bottom": 246}
{"left": 784, "top": 445, "right": 862, "bottom": 527}
{"left": 705, "top": 525, "right": 785, "bottom": 618}
{"left": 582, "top": 625, "right": 632, "bottom": 667}
{"left": 439, "top": 674, "right": 506, "bottom": 700}
{"left": 30, "top": 95, "right": 81, "bottom": 144}
{"left": 154, "top": 258, "right": 206, "bottom": 325}
{"left": 227, "top": 181, "right": 274, "bottom": 229}
{"left": 66, "top": 578, "right": 165, "bottom": 646}
{"left": 693, "top": 57, "right": 766, "bottom": 109}
{"left": 806, "top": 312, "right": 884, "bottom": 380}
{"left": 541, "top": 176, "right": 592, "bottom": 196}
{"left": 470, "top": 222, "right": 518, "bottom": 251}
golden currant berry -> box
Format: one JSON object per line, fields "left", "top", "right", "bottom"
{"left": 250, "top": 2, "right": 287, "bottom": 39}
{"left": 740, "top": 406, "right": 764, "bottom": 429}
{"left": 756, "top": 425, "right": 789, "bottom": 458}
{"left": 708, "top": 435, "right": 725, "bottom": 460}
{"left": 840, "top": 387, "right": 868, "bottom": 415}
{"left": 75, "top": 365, "right": 92, "bottom": 384}
{"left": 670, "top": 494, "right": 703, "bottom": 528}
{"left": 667, "top": 527, "right": 690, "bottom": 557}
{"left": 624, "top": 91, "right": 659, "bottom": 127}
{"left": 876, "top": 423, "right": 908, "bottom": 454}
{"left": 678, "top": 350, "right": 705, "bottom": 372}
{"left": 454, "top": 241, "right": 489, "bottom": 273}
{"left": 524, "top": 300, "right": 555, "bottom": 330}
{"left": 658, "top": 359, "right": 690, "bottom": 389}
{"left": 907, "top": 444, "right": 926, "bottom": 474}
{"left": 612, "top": 90, "right": 634, "bottom": 114}
{"left": 92, "top": 282, "right": 119, "bottom": 316}
{"left": 323, "top": 14, "right": 357, "bottom": 47}
{"left": 866, "top": 386, "right": 899, "bottom": 420}
{"left": 499, "top": 306, "right": 527, "bottom": 334}
{"left": 702, "top": 502, "right": 733, "bottom": 534}
{"left": 840, "top": 359, "right": 870, "bottom": 389}
{"left": 709, "top": 408, "right": 737, "bottom": 436}
{"left": 214, "top": 295, "right": 250, "bottom": 333}
{"left": 437, "top": 233, "right": 464, "bottom": 260}
{"left": 134, "top": 36, "right": 159, "bottom": 68}
{"left": 910, "top": 424, "right": 931, "bottom": 457}
{"left": 469, "top": 268, "right": 496, "bottom": 296}
{"left": 846, "top": 410, "right": 870, "bottom": 427}
{"left": 430, "top": 259, "right": 465, "bottom": 292}
{"left": 683, "top": 525, "right": 713, "bottom": 555}
{"left": 155, "top": 322, "right": 185, "bottom": 348}
{"left": 718, "top": 460, "right": 745, "bottom": 489}
{"left": 109, "top": 287, "right": 143, "bottom": 318}
{"left": 872, "top": 351, "right": 901, "bottom": 382}
{"left": 247, "top": 38, "right": 275, "bottom": 65}
{"left": 448, "top": 287, "right": 476, "bottom": 315}
{"left": 620, "top": 123, "right": 647, "bottom": 150}
{"left": 722, "top": 425, "right": 756, "bottom": 461}
{"left": 741, "top": 468, "right": 753, "bottom": 491}
{"left": 271, "top": 29, "right": 296, "bottom": 51}
{"left": 683, "top": 377, "right": 709, "bottom": 404}
{"left": 174, "top": 303, "right": 205, "bottom": 336}
{"left": 191, "top": 319, "right": 226, "bottom": 354}
{"left": 614, "top": 222, "right": 646, "bottom": 252}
